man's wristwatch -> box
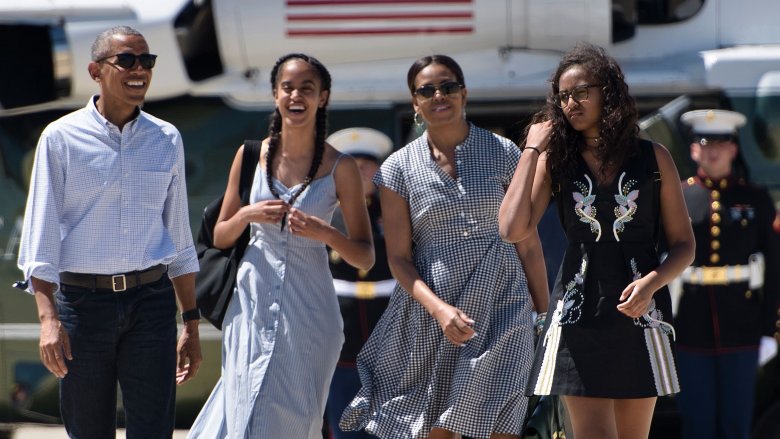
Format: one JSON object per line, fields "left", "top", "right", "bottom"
{"left": 181, "top": 308, "right": 201, "bottom": 323}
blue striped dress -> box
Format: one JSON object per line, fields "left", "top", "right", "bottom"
{"left": 188, "top": 158, "right": 344, "bottom": 439}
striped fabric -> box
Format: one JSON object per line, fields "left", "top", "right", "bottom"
{"left": 188, "top": 158, "right": 345, "bottom": 438}
{"left": 645, "top": 327, "right": 680, "bottom": 395}
{"left": 285, "top": 0, "right": 474, "bottom": 37}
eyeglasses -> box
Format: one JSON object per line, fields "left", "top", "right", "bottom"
{"left": 553, "top": 84, "right": 601, "bottom": 108}
{"left": 96, "top": 53, "right": 158, "bottom": 70}
{"left": 414, "top": 81, "right": 463, "bottom": 100}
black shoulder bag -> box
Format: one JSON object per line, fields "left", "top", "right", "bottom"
{"left": 195, "top": 140, "right": 261, "bottom": 329}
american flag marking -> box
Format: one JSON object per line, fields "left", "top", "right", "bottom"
{"left": 286, "top": 0, "right": 474, "bottom": 37}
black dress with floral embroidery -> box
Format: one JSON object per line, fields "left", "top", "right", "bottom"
{"left": 527, "top": 139, "right": 679, "bottom": 398}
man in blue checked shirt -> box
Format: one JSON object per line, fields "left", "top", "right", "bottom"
{"left": 16, "top": 26, "right": 202, "bottom": 438}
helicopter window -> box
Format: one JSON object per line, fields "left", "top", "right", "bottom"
{"left": 636, "top": 0, "right": 705, "bottom": 24}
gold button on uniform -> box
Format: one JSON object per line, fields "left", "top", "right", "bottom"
{"left": 711, "top": 240, "right": 720, "bottom": 250}
{"left": 740, "top": 219, "right": 748, "bottom": 227}
{"left": 711, "top": 191, "right": 720, "bottom": 200}
{"left": 711, "top": 201, "right": 721, "bottom": 210}
{"left": 358, "top": 269, "right": 369, "bottom": 279}
{"left": 710, "top": 253, "right": 720, "bottom": 264}
{"left": 711, "top": 213, "right": 721, "bottom": 223}
{"left": 745, "top": 290, "right": 752, "bottom": 299}
{"left": 711, "top": 226, "right": 720, "bottom": 237}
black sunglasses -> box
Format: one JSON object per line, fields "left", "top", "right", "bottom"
{"left": 96, "top": 53, "right": 157, "bottom": 70}
{"left": 553, "top": 84, "right": 601, "bottom": 108}
{"left": 414, "top": 81, "right": 463, "bottom": 99}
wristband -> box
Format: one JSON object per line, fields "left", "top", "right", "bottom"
{"left": 535, "top": 312, "right": 547, "bottom": 334}
{"left": 524, "top": 146, "right": 542, "bottom": 155}
{"left": 181, "top": 308, "right": 201, "bottom": 323}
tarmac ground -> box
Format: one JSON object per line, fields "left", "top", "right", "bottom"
{"left": 1, "top": 424, "right": 188, "bottom": 438}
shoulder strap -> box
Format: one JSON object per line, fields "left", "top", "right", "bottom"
{"left": 240, "top": 140, "right": 262, "bottom": 205}
{"left": 641, "top": 138, "right": 663, "bottom": 246}
{"left": 330, "top": 153, "right": 345, "bottom": 176}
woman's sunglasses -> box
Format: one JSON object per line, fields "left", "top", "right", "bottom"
{"left": 96, "top": 53, "right": 158, "bottom": 70}
{"left": 553, "top": 84, "right": 601, "bottom": 108}
{"left": 414, "top": 81, "right": 463, "bottom": 100}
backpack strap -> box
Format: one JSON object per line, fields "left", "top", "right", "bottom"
{"left": 240, "top": 140, "right": 262, "bottom": 205}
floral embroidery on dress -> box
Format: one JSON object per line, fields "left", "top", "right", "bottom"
{"left": 573, "top": 174, "right": 601, "bottom": 241}
{"left": 558, "top": 257, "right": 587, "bottom": 325}
{"left": 613, "top": 172, "right": 639, "bottom": 241}
{"left": 629, "top": 258, "right": 676, "bottom": 339}
{"left": 543, "top": 257, "right": 587, "bottom": 348}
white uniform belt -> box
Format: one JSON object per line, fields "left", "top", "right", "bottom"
{"left": 333, "top": 279, "right": 396, "bottom": 298}
{"left": 682, "top": 253, "right": 764, "bottom": 289}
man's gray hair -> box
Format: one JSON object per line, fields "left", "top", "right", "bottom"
{"left": 91, "top": 26, "right": 145, "bottom": 61}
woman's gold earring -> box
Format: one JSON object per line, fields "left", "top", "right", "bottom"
{"left": 414, "top": 112, "right": 425, "bottom": 127}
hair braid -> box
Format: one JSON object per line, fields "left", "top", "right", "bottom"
{"left": 265, "top": 108, "right": 283, "bottom": 201}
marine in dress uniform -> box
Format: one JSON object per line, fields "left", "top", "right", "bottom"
{"left": 324, "top": 127, "right": 393, "bottom": 439}
{"left": 674, "top": 109, "right": 780, "bottom": 439}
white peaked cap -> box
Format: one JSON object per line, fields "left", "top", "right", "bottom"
{"left": 327, "top": 127, "right": 393, "bottom": 160}
{"left": 680, "top": 109, "right": 746, "bottom": 135}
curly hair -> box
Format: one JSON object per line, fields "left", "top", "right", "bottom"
{"left": 265, "top": 53, "right": 331, "bottom": 227}
{"left": 524, "top": 42, "right": 639, "bottom": 181}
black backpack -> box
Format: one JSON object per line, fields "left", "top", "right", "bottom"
{"left": 195, "top": 140, "right": 261, "bottom": 329}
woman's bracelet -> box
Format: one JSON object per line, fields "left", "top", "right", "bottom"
{"left": 535, "top": 312, "right": 547, "bottom": 334}
{"left": 524, "top": 146, "right": 542, "bottom": 155}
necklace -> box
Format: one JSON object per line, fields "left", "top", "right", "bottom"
{"left": 584, "top": 136, "right": 601, "bottom": 143}
{"left": 266, "top": 150, "right": 315, "bottom": 231}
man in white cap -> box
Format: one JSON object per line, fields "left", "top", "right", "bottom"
{"left": 324, "top": 127, "right": 393, "bottom": 439}
{"left": 674, "top": 109, "right": 780, "bottom": 439}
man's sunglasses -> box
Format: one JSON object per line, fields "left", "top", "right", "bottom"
{"left": 96, "top": 53, "right": 158, "bottom": 70}
{"left": 553, "top": 84, "right": 601, "bottom": 108}
{"left": 414, "top": 81, "right": 463, "bottom": 100}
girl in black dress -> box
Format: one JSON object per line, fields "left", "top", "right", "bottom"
{"left": 498, "top": 43, "right": 695, "bottom": 438}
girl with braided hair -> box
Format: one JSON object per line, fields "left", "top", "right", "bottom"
{"left": 188, "top": 53, "right": 374, "bottom": 438}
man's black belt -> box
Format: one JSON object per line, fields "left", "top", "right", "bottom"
{"left": 60, "top": 264, "right": 167, "bottom": 292}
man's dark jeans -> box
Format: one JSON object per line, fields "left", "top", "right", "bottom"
{"left": 56, "top": 275, "right": 178, "bottom": 439}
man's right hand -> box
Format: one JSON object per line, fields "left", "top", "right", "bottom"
{"left": 32, "top": 277, "right": 72, "bottom": 378}
{"left": 39, "top": 317, "right": 72, "bottom": 378}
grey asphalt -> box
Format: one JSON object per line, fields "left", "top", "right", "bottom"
{"left": 5, "top": 425, "right": 189, "bottom": 438}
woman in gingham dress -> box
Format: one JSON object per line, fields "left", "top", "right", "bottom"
{"left": 499, "top": 43, "right": 695, "bottom": 438}
{"left": 340, "top": 55, "right": 549, "bottom": 439}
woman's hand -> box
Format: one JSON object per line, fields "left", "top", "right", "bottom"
{"left": 287, "top": 207, "right": 331, "bottom": 241}
{"left": 617, "top": 277, "right": 655, "bottom": 318}
{"left": 432, "top": 304, "right": 476, "bottom": 346}
{"left": 526, "top": 120, "right": 553, "bottom": 153}
{"left": 241, "top": 200, "right": 290, "bottom": 225}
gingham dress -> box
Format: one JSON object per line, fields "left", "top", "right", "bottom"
{"left": 340, "top": 125, "right": 535, "bottom": 438}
